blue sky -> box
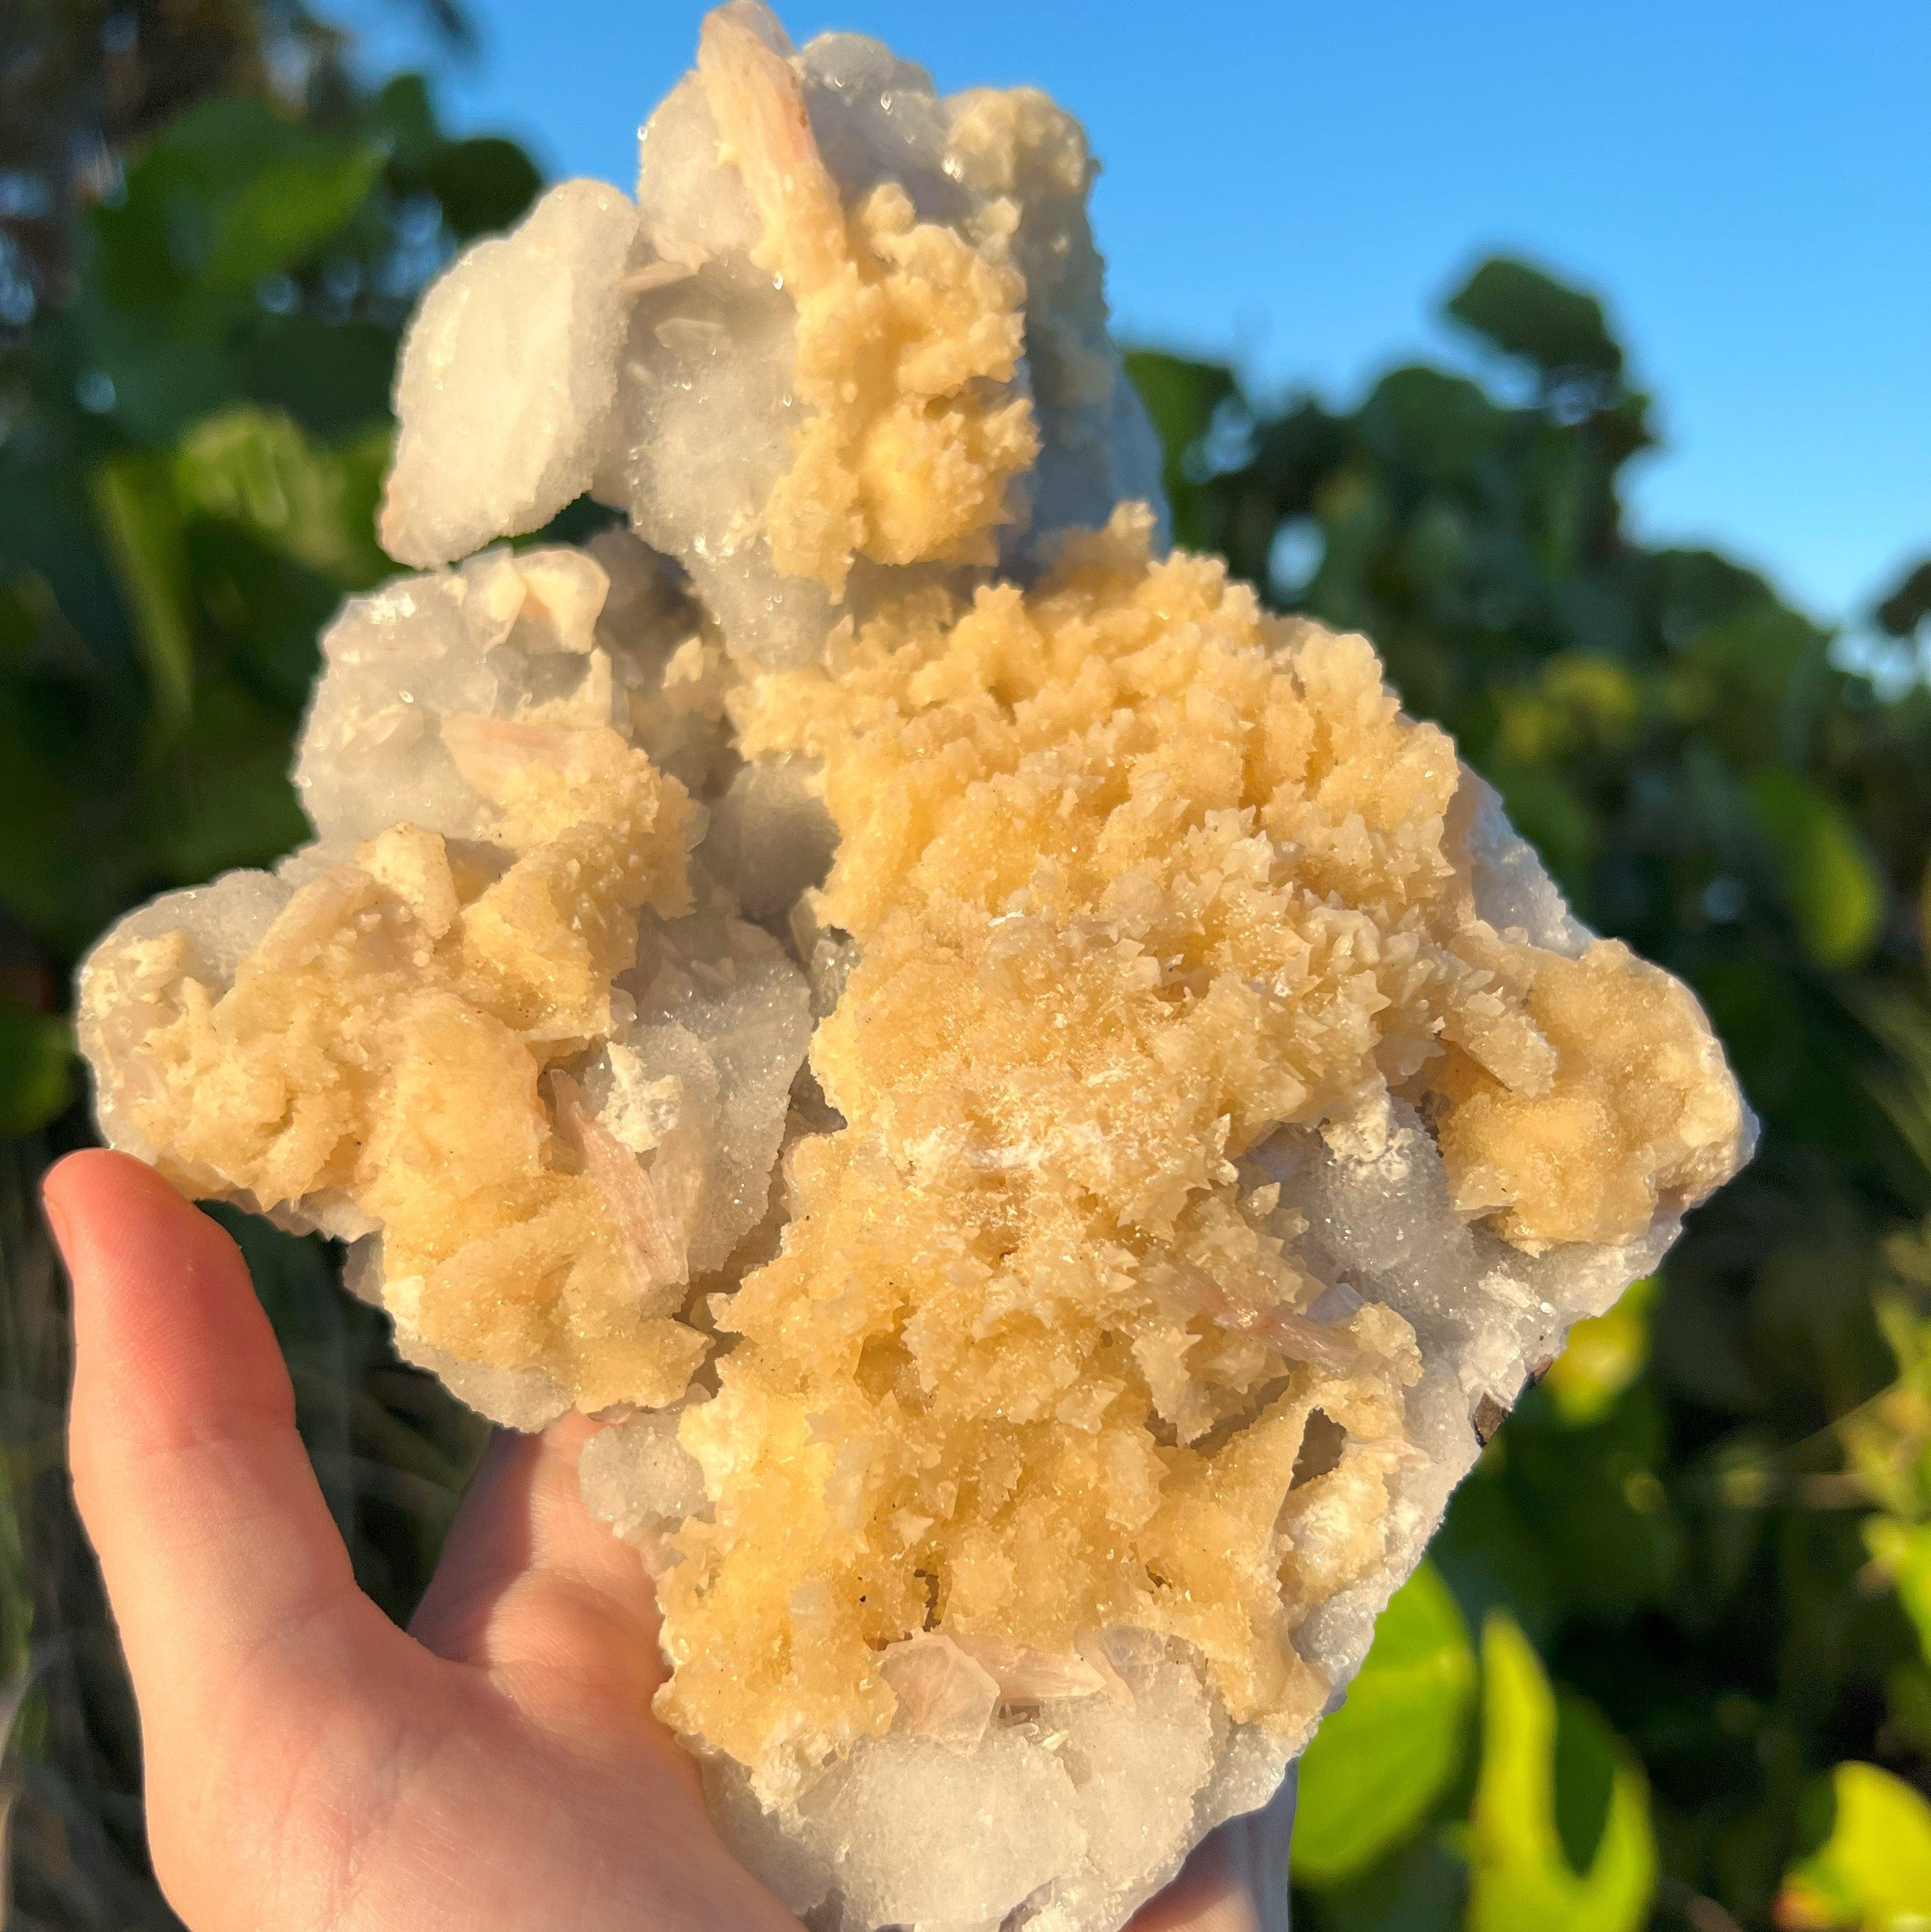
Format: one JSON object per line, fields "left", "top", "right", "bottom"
{"left": 334, "top": 0, "right": 1930, "bottom": 626}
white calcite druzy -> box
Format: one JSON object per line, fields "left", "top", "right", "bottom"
{"left": 76, "top": 8, "right": 1754, "bottom": 1932}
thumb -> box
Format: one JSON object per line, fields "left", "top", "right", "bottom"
{"left": 48, "top": 1151, "right": 410, "bottom": 1763}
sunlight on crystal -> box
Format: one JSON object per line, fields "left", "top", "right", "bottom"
{"left": 75, "top": 4, "right": 1752, "bottom": 1926}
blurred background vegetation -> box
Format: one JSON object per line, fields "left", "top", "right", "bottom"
{"left": 2, "top": 4, "right": 1930, "bottom": 1929}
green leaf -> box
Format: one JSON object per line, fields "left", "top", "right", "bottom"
{"left": 1123, "top": 350, "right": 1237, "bottom": 471}
{"left": 90, "top": 453, "right": 194, "bottom": 734}
{"left": 369, "top": 75, "right": 539, "bottom": 238}
{"left": 150, "top": 731, "right": 309, "bottom": 881}
{"left": 1847, "top": 988, "right": 1931, "bottom": 1191}
{"left": 233, "top": 313, "right": 398, "bottom": 435}
{"left": 173, "top": 407, "right": 390, "bottom": 587}
{"left": 1444, "top": 256, "right": 1624, "bottom": 384}
{"left": 1669, "top": 599, "right": 1823, "bottom": 761}
{"left": 91, "top": 99, "right": 384, "bottom": 307}
{"left": 423, "top": 136, "right": 543, "bottom": 239}
{"left": 204, "top": 138, "right": 386, "bottom": 293}
{"left": 0, "top": 1002, "right": 74, "bottom": 1137}
{"left": 1494, "top": 1381, "right": 1681, "bottom": 1625}
{"left": 1293, "top": 1563, "right": 1476, "bottom": 1886}
{"left": 1361, "top": 366, "right": 1501, "bottom": 483}
{"left": 1864, "top": 1518, "right": 1931, "bottom": 1666}
{"left": 1777, "top": 1763, "right": 1931, "bottom": 1929}
{"left": 1428, "top": 1456, "right": 1562, "bottom": 1647}
{"left": 1541, "top": 1277, "right": 1658, "bottom": 1427}
{"left": 1467, "top": 1616, "right": 1657, "bottom": 1932}
{"left": 1295, "top": 1830, "right": 1467, "bottom": 1932}
{"left": 369, "top": 74, "right": 444, "bottom": 174}
{"left": 1122, "top": 349, "right": 1238, "bottom": 548}
{"left": 1884, "top": 1662, "right": 1931, "bottom": 1760}
{"left": 1875, "top": 556, "right": 1931, "bottom": 640}
{"left": 1750, "top": 771, "right": 1887, "bottom": 970}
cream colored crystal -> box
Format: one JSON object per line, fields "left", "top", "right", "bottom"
{"left": 79, "top": 728, "right": 702, "bottom": 1413}
{"left": 79, "top": 540, "right": 814, "bottom": 1427}
{"left": 648, "top": 507, "right": 1745, "bottom": 1799}
{"left": 76, "top": 9, "right": 1753, "bottom": 1929}
{"left": 942, "top": 85, "right": 1165, "bottom": 551}
{"left": 697, "top": 10, "right": 1038, "bottom": 592}
{"left": 602, "top": 1, "right": 1162, "bottom": 670}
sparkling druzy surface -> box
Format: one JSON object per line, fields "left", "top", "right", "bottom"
{"left": 77, "top": 7, "right": 1752, "bottom": 1929}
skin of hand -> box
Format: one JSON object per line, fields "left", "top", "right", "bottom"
{"left": 46, "top": 1149, "right": 1289, "bottom": 1932}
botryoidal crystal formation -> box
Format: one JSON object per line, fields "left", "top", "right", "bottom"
{"left": 76, "top": 8, "right": 1752, "bottom": 1929}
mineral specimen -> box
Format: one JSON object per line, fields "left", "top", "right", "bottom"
{"left": 76, "top": 5, "right": 1752, "bottom": 1929}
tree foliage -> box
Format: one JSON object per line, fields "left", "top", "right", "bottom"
{"left": 0, "top": 12, "right": 1928, "bottom": 1929}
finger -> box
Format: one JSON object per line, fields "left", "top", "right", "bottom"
{"left": 418, "top": 1414, "right": 659, "bottom": 1624}
{"left": 1125, "top": 1771, "right": 1296, "bottom": 1932}
{"left": 47, "top": 1152, "right": 402, "bottom": 1730}
{"left": 1125, "top": 1835, "right": 1259, "bottom": 1932}
{"left": 412, "top": 1416, "right": 670, "bottom": 1728}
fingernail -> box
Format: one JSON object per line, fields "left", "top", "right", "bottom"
{"left": 42, "top": 1190, "right": 73, "bottom": 1262}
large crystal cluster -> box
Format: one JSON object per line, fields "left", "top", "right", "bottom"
{"left": 76, "top": 7, "right": 1752, "bottom": 1929}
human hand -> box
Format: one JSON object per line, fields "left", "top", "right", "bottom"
{"left": 47, "top": 1150, "right": 1291, "bottom": 1932}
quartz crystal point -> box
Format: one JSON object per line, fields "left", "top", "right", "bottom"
{"left": 76, "top": 7, "right": 1753, "bottom": 1929}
